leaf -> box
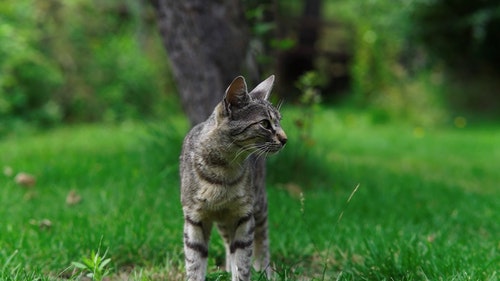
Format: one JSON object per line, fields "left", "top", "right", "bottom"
{"left": 253, "top": 22, "right": 275, "bottom": 36}
{"left": 93, "top": 250, "right": 99, "bottom": 265}
{"left": 14, "top": 172, "right": 36, "bottom": 187}
{"left": 29, "top": 219, "right": 53, "bottom": 230}
{"left": 271, "top": 38, "right": 296, "bottom": 50}
{"left": 82, "top": 256, "right": 94, "bottom": 268}
{"left": 71, "top": 261, "right": 87, "bottom": 270}
{"left": 66, "top": 189, "right": 82, "bottom": 206}
{"left": 98, "top": 258, "right": 111, "bottom": 271}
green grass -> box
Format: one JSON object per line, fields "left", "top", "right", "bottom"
{"left": 1, "top": 108, "right": 499, "bottom": 280}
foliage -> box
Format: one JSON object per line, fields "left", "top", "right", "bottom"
{"left": 294, "top": 71, "right": 323, "bottom": 142}
{"left": 324, "top": 0, "right": 452, "bottom": 126}
{"left": 413, "top": 0, "right": 500, "bottom": 113}
{"left": 71, "top": 247, "right": 112, "bottom": 281}
{"left": 0, "top": 0, "right": 174, "bottom": 136}
{"left": 268, "top": 71, "right": 326, "bottom": 185}
{"left": 243, "top": 0, "right": 296, "bottom": 73}
{"left": 413, "top": 0, "right": 500, "bottom": 71}
{"left": 244, "top": 0, "right": 499, "bottom": 122}
{"left": 322, "top": 0, "right": 500, "bottom": 119}
{"left": 0, "top": 1, "right": 64, "bottom": 132}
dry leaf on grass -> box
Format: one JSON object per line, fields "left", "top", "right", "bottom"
{"left": 15, "top": 172, "right": 36, "bottom": 187}
{"left": 66, "top": 189, "right": 82, "bottom": 206}
{"left": 30, "top": 219, "right": 53, "bottom": 230}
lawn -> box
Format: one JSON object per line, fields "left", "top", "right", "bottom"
{"left": 0, "top": 108, "right": 498, "bottom": 280}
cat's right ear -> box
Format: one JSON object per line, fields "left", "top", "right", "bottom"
{"left": 224, "top": 76, "right": 250, "bottom": 115}
{"left": 249, "top": 75, "right": 275, "bottom": 100}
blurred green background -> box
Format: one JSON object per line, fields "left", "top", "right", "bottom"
{"left": 1, "top": 0, "right": 499, "bottom": 136}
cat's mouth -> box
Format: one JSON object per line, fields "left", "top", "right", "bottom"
{"left": 269, "top": 133, "right": 287, "bottom": 154}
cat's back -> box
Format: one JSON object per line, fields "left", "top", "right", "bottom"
{"left": 180, "top": 116, "right": 214, "bottom": 166}
{"left": 179, "top": 116, "right": 218, "bottom": 194}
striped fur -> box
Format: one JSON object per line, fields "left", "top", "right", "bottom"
{"left": 180, "top": 75, "right": 287, "bottom": 281}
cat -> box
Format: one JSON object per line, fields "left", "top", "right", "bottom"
{"left": 179, "top": 75, "right": 287, "bottom": 281}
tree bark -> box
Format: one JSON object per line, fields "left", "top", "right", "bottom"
{"left": 152, "top": 0, "right": 252, "bottom": 126}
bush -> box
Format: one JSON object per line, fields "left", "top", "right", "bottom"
{"left": 414, "top": 0, "right": 500, "bottom": 70}
{"left": 413, "top": 0, "right": 500, "bottom": 114}
{"left": 327, "top": 0, "right": 449, "bottom": 125}
{"left": 0, "top": 1, "right": 64, "bottom": 134}
{"left": 0, "top": 0, "right": 174, "bottom": 135}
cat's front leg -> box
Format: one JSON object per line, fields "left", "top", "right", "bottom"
{"left": 253, "top": 212, "right": 271, "bottom": 278}
{"left": 229, "top": 214, "right": 255, "bottom": 281}
{"left": 183, "top": 216, "right": 212, "bottom": 281}
{"left": 249, "top": 187, "right": 272, "bottom": 278}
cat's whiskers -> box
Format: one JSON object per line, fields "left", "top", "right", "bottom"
{"left": 254, "top": 146, "right": 268, "bottom": 160}
{"left": 249, "top": 143, "right": 273, "bottom": 166}
{"left": 232, "top": 143, "right": 263, "bottom": 164}
{"left": 253, "top": 149, "right": 268, "bottom": 165}
{"left": 277, "top": 99, "right": 284, "bottom": 111}
{"left": 240, "top": 143, "right": 269, "bottom": 165}
{"left": 211, "top": 139, "right": 252, "bottom": 168}
{"left": 223, "top": 139, "right": 241, "bottom": 156}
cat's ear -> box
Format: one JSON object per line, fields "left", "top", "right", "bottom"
{"left": 224, "top": 76, "right": 250, "bottom": 112}
{"left": 249, "top": 75, "right": 275, "bottom": 101}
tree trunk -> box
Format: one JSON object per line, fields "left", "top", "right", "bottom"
{"left": 152, "top": 0, "right": 252, "bottom": 126}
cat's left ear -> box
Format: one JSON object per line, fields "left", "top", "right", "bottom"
{"left": 249, "top": 75, "right": 275, "bottom": 101}
{"left": 223, "top": 76, "right": 250, "bottom": 117}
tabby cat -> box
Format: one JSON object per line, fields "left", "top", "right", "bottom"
{"left": 179, "top": 75, "right": 287, "bottom": 281}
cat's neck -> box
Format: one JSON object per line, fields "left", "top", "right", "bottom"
{"left": 196, "top": 117, "right": 249, "bottom": 167}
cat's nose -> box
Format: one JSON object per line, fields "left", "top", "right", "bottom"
{"left": 277, "top": 130, "right": 287, "bottom": 146}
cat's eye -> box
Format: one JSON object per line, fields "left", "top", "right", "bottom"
{"left": 259, "top": 120, "right": 272, "bottom": 130}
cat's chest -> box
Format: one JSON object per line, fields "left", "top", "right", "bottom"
{"left": 195, "top": 172, "right": 252, "bottom": 211}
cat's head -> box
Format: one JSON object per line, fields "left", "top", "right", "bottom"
{"left": 216, "top": 75, "right": 287, "bottom": 156}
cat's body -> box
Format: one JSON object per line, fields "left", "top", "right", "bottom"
{"left": 180, "top": 75, "right": 287, "bottom": 281}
